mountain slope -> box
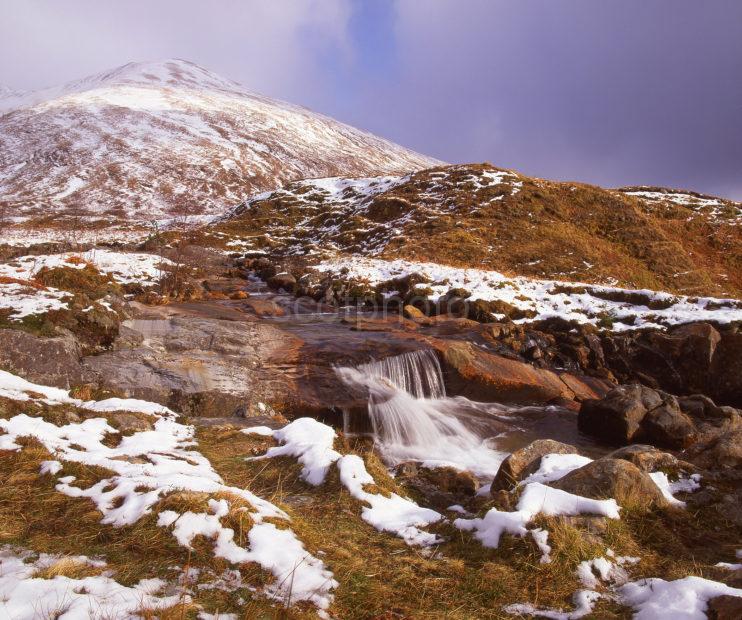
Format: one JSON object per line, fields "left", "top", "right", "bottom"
{"left": 0, "top": 59, "right": 438, "bottom": 224}
{"left": 216, "top": 163, "right": 742, "bottom": 298}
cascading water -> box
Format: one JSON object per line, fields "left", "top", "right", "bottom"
{"left": 335, "top": 349, "right": 510, "bottom": 479}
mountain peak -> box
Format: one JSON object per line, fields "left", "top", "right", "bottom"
{"left": 79, "top": 58, "right": 243, "bottom": 92}
{"left": 0, "top": 59, "right": 439, "bottom": 223}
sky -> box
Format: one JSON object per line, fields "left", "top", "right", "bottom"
{"left": 1, "top": 0, "right": 741, "bottom": 199}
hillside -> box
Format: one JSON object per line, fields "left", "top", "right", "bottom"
{"left": 0, "top": 59, "right": 438, "bottom": 228}
{"left": 216, "top": 163, "right": 742, "bottom": 298}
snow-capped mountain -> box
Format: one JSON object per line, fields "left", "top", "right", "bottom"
{"left": 0, "top": 59, "right": 438, "bottom": 222}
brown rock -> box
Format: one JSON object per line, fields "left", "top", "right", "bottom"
{"left": 578, "top": 384, "right": 661, "bottom": 444}
{"left": 241, "top": 298, "right": 285, "bottom": 317}
{"left": 403, "top": 304, "right": 429, "bottom": 322}
{"left": 491, "top": 439, "right": 578, "bottom": 492}
{"left": 686, "top": 425, "right": 742, "bottom": 470}
{"left": 420, "top": 466, "right": 478, "bottom": 496}
{"left": 641, "top": 402, "right": 697, "bottom": 449}
{"left": 707, "top": 595, "right": 742, "bottom": 620}
{"left": 552, "top": 458, "right": 668, "bottom": 509}
{"left": 710, "top": 330, "right": 742, "bottom": 408}
{"left": 434, "top": 340, "right": 577, "bottom": 404}
{"left": 266, "top": 272, "right": 297, "bottom": 293}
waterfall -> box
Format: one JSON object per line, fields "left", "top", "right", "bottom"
{"left": 335, "top": 349, "right": 508, "bottom": 479}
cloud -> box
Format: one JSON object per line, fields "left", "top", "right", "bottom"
{"left": 347, "top": 0, "right": 742, "bottom": 198}
{"left": 0, "top": 0, "right": 353, "bottom": 103}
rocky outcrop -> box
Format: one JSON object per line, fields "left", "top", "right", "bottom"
{"left": 580, "top": 384, "right": 741, "bottom": 472}
{"left": 579, "top": 384, "right": 702, "bottom": 448}
{"left": 602, "top": 322, "right": 742, "bottom": 408}
{"left": 491, "top": 439, "right": 578, "bottom": 493}
{"left": 266, "top": 272, "right": 297, "bottom": 293}
{"left": 552, "top": 458, "right": 669, "bottom": 509}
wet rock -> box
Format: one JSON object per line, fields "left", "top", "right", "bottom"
{"left": 707, "top": 595, "right": 742, "bottom": 620}
{"left": 250, "top": 257, "right": 278, "bottom": 280}
{"left": 578, "top": 384, "right": 662, "bottom": 444}
{"left": 241, "top": 298, "right": 285, "bottom": 317}
{"left": 0, "top": 328, "right": 85, "bottom": 389}
{"left": 203, "top": 278, "right": 247, "bottom": 294}
{"left": 607, "top": 444, "right": 681, "bottom": 473}
{"left": 428, "top": 316, "right": 480, "bottom": 334}
{"left": 83, "top": 316, "right": 301, "bottom": 417}
{"left": 491, "top": 439, "right": 579, "bottom": 493}
{"left": 395, "top": 462, "right": 419, "bottom": 478}
{"left": 481, "top": 322, "right": 516, "bottom": 340}
{"left": 402, "top": 304, "right": 429, "bottom": 322}
{"left": 434, "top": 339, "right": 607, "bottom": 405}
{"left": 552, "top": 458, "right": 669, "bottom": 509}
{"left": 398, "top": 463, "right": 478, "bottom": 510}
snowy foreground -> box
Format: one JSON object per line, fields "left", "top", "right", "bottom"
{"left": 315, "top": 257, "right": 742, "bottom": 331}
{"left": 0, "top": 369, "right": 741, "bottom": 617}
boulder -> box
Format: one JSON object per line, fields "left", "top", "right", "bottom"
{"left": 266, "top": 272, "right": 297, "bottom": 293}
{"left": 578, "top": 384, "right": 661, "bottom": 444}
{"left": 607, "top": 444, "right": 680, "bottom": 473}
{"left": 0, "top": 328, "right": 85, "bottom": 389}
{"left": 601, "top": 322, "right": 742, "bottom": 408}
{"left": 552, "top": 458, "right": 669, "bottom": 509}
{"left": 640, "top": 401, "right": 697, "bottom": 449}
{"left": 491, "top": 439, "right": 578, "bottom": 493}
{"left": 678, "top": 394, "right": 728, "bottom": 421}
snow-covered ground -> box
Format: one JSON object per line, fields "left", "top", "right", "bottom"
{"left": 222, "top": 166, "right": 524, "bottom": 256}
{"left": 0, "top": 250, "right": 170, "bottom": 320}
{"left": 623, "top": 189, "right": 741, "bottom": 225}
{"left": 0, "top": 250, "right": 170, "bottom": 285}
{"left": 0, "top": 370, "right": 337, "bottom": 614}
{"left": 314, "top": 257, "right": 742, "bottom": 330}
{"left": 0, "top": 546, "right": 185, "bottom": 619}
